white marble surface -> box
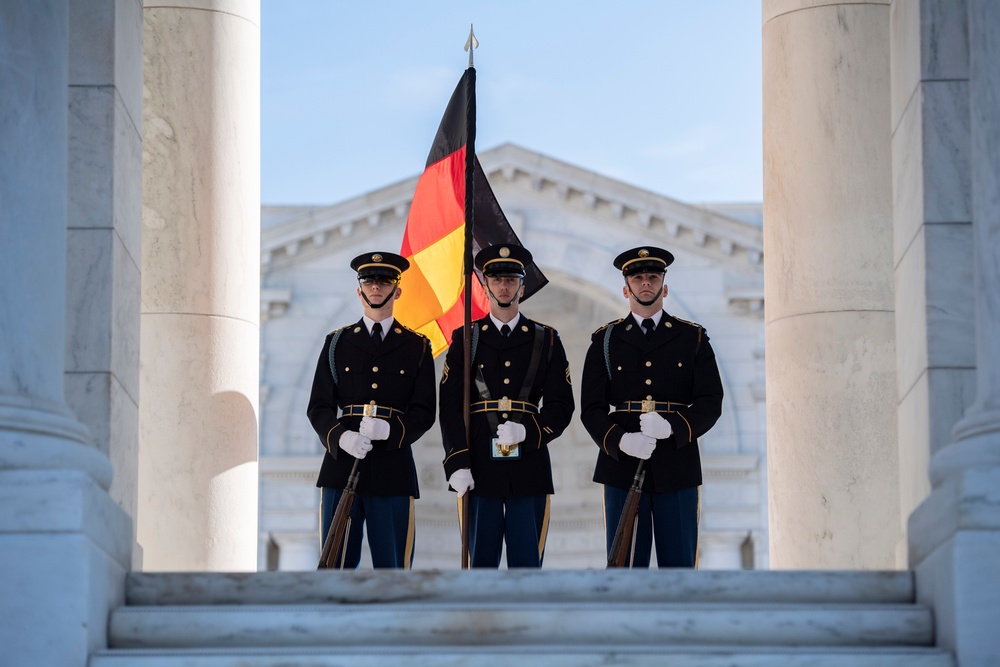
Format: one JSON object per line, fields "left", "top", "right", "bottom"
{"left": 765, "top": 312, "right": 900, "bottom": 568}
{"left": 90, "top": 647, "right": 956, "bottom": 667}
{"left": 109, "top": 602, "right": 932, "bottom": 649}
{"left": 763, "top": 2, "right": 900, "bottom": 569}
{"left": 124, "top": 570, "right": 916, "bottom": 606}
{"left": 140, "top": 1, "right": 260, "bottom": 571}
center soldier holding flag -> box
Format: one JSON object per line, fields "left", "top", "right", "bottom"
{"left": 440, "top": 244, "right": 575, "bottom": 568}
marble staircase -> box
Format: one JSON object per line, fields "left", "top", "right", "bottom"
{"left": 90, "top": 570, "right": 953, "bottom": 666}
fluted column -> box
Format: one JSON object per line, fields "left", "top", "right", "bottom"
{"left": 0, "top": 1, "right": 130, "bottom": 663}
{"left": 139, "top": 0, "right": 260, "bottom": 570}
{"left": 763, "top": 0, "right": 899, "bottom": 568}
{"left": 909, "top": 1, "right": 1000, "bottom": 662}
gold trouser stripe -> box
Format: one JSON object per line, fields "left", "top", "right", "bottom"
{"left": 694, "top": 486, "right": 701, "bottom": 570}
{"left": 538, "top": 495, "right": 552, "bottom": 562}
{"left": 404, "top": 496, "right": 415, "bottom": 569}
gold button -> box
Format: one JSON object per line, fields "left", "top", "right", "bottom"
{"left": 505, "top": 361, "right": 511, "bottom": 367}
{"left": 617, "top": 366, "right": 622, "bottom": 371}
{"left": 372, "top": 366, "right": 379, "bottom": 372}
{"left": 645, "top": 379, "right": 652, "bottom": 385}
{"left": 503, "top": 378, "right": 510, "bottom": 385}
{"left": 344, "top": 367, "right": 350, "bottom": 372}
{"left": 645, "top": 361, "right": 652, "bottom": 367}
{"left": 482, "top": 324, "right": 488, "bottom": 331}
{"left": 678, "top": 362, "right": 683, "bottom": 367}
{"left": 502, "top": 413, "right": 509, "bottom": 419}
{"left": 400, "top": 370, "right": 405, "bottom": 374}
{"left": 353, "top": 327, "right": 361, "bottom": 333}
{"left": 371, "top": 383, "right": 378, "bottom": 389}
{"left": 665, "top": 322, "right": 672, "bottom": 328}
{"left": 646, "top": 395, "right": 653, "bottom": 400}
{"left": 521, "top": 325, "right": 528, "bottom": 332}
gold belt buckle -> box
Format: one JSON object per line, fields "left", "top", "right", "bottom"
{"left": 641, "top": 399, "right": 656, "bottom": 413}
{"left": 363, "top": 401, "right": 377, "bottom": 417}
{"left": 497, "top": 396, "right": 512, "bottom": 412}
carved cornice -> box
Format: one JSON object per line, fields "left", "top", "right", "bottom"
{"left": 261, "top": 143, "right": 763, "bottom": 274}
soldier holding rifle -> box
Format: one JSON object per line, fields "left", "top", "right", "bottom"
{"left": 440, "top": 245, "right": 574, "bottom": 568}
{"left": 581, "top": 246, "right": 723, "bottom": 568}
{"left": 307, "top": 252, "right": 436, "bottom": 568}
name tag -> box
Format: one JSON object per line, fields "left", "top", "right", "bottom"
{"left": 491, "top": 438, "right": 520, "bottom": 460}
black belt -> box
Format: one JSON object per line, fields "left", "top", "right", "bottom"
{"left": 612, "top": 400, "right": 686, "bottom": 414}
{"left": 341, "top": 403, "right": 401, "bottom": 419}
{"left": 471, "top": 398, "right": 539, "bottom": 414}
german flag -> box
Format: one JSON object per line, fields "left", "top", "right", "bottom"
{"left": 396, "top": 68, "right": 546, "bottom": 356}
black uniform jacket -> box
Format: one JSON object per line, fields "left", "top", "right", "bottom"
{"left": 581, "top": 312, "right": 723, "bottom": 493}
{"left": 440, "top": 314, "right": 575, "bottom": 497}
{"left": 307, "top": 318, "right": 436, "bottom": 497}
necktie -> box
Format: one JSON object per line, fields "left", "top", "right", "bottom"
{"left": 371, "top": 322, "right": 383, "bottom": 347}
{"left": 501, "top": 324, "right": 511, "bottom": 337}
{"left": 642, "top": 318, "right": 655, "bottom": 337}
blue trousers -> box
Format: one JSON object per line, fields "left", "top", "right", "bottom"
{"left": 604, "top": 485, "right": 699, "bottom": 568}
{"left": 461, "top": 494, "right": 550, "bottom": 568}
{"left": 321, "top": 487, "right": 414, "bottom": 569}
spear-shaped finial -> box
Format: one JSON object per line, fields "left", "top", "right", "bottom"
{"left": 464, "top": 24, "right": 479, "bottom": 68}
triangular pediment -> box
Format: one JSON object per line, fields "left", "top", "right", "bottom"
{"left": 261, "top": 143, "right": 762, "bottom": 276}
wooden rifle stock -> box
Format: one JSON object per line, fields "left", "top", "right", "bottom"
{"left": 607, "top": 461, "right": 646, "bottom": 568}
{"left": 318, "top": 458, "right": 360, "bottom": 570}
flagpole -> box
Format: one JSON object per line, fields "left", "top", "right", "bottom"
{"left": 460, "top": 25, "right": 478, "bottom": 570}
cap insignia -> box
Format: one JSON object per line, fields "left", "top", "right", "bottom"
{"left": 638, "top": 249, "right": 650, "bottom": 258}
{"left": 499, "top": 247, "right": 510, "bottom": 258}
{"left": 372, "top": 254, "right": 382, "bottom": 262}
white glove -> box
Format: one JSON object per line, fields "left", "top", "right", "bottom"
{"left": 359, "top": 416, "right": 391, "bottom": 441}
{"left": 640, "top": 411, "right": 673, "bottom": 440}
{"left": 448, "top": 468, "right": 475, "bottom": 497}
{"left": 339, "top": 430, "right": 373, "bottom": 459}
{"left": 619, "top": 432, "right": 656, "bottom": 460}
{"left": 496, "top": 421, "right": 526, "bottom": 445}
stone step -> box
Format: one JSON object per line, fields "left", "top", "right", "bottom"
{"left": 90, "top": 645, "right": 956, "bottom": 667}
{"left": 125, "top": 569, "right": 916, "bottom": 606}
{"left": 109, "top": 601, "right": 933, "bottom": 650}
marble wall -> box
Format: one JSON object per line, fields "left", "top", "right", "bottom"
{"left": 65, "top": 0, "right": 144, "bottom": 567}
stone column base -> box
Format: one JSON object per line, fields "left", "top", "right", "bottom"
{"left": 909, "top": 464, "right": 1000, "bottom": 665}
{"left": 0, "top": 469, "right": 131, "bottom": 665}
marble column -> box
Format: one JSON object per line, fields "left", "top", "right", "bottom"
{"left": 909, "top": 0, "right": 1000, "bottom": 662}
{"left": 762, "top": 0, "right": 900, "bottom": 568}
{"left": 66, "top": 0, "right": 144, "bottom": 567}
{"left": 139, "top": 1, "right": 260, "bottom": 571}
{"left": 0, "top": 1, "right": 131, "bottom": 663}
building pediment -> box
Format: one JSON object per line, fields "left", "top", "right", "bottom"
{"left": 262, "top": 143, "right": 763, "bottom": 275}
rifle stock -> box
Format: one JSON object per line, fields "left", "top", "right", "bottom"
{"left": 607, "top": 461, "right": 646, "bottom": 568}
{"left": 460, "top": 492, "right": 470, "bottom": 568}
{"left": 318, "top": 458, "right": 361, "bottom": 570}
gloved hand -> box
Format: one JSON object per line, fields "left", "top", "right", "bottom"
{"left": 448, "top": 468, "right": 475, "bottom": 497}
{"left": 359, "top": 416, "right": 391, "bottom": 441}
{"left": 619, "top": 432, "right": 656, "bottom": 460}
{"left": 339, "top": 430, "right": 373, "bottom": 459}
{"left": 496, "top": 421, "right": 526, "bottom": 445}
{"left": 639, "top": 411, "right": 673, "bottom": 440}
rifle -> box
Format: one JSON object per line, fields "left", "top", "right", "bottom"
{"left": 317, "top": 458, "right": 360, "bottom": 569}
{"left": 460, "top": 491, "right": 471, "bottom": 568}
{"left": 607, "top": 461, "right": 646, "bottom": 568}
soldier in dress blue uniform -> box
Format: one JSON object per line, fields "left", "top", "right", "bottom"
{"left": 307, "top": 251, "right": 436, "bottom": 568}
{"left": 581, "top": 246, "right": 724, "bottom": 568}
{"left": 440, "top": 245, "right": 575, "bottom": 568}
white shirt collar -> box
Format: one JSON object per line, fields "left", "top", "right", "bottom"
{"left": 631, "top": 310, "right": 664, "bottom": 329}
{"left": 362, "top": 314, "right": 394, "bottom": 339}
{"left": 490, "top": 312, "right": 522, "bottom": 332}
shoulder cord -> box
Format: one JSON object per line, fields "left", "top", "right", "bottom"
{"left": 326, "top": 328, "right": 346, "bottom": 386}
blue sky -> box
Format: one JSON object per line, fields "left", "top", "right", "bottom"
{"left": 261, "top": 2, "right": 762, "bottom": 206}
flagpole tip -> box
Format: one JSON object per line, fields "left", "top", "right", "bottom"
{"left": 464, "top": 25, "right": 479, "bottom": 68}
